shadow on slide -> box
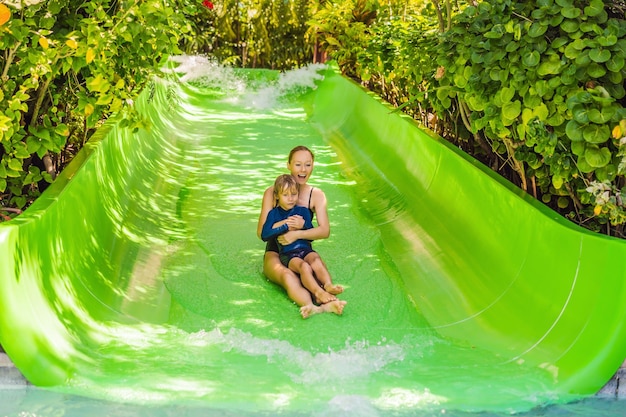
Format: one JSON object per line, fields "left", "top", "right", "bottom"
{"left": 1, "top": 60, "right": 625, "bottom": 414}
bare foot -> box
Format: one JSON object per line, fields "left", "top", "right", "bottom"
{"left": 299, "top": 300, "right": 347, "bottom": 319}
{"left": 321, "top": 300, "right": 346, "bottom": 315}
{"left": 323, "top": 283, "right": 344, "bottom": 295}
{"left": 300, "top": 304, "right": 315, "bottom": 319}
{"left": 312, "top": 288, "right": 336, "bottom": 304}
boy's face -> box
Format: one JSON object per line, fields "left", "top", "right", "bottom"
{"left": 276, "top": 185, "right": 298, "bottom": 210}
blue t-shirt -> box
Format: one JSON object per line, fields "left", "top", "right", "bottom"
{"left": 261, "top": 205, "right": 313, "bottom": 253}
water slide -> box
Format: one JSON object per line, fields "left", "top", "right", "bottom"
{"left": 1, "top": 60, "right": 626, "bottom": 414}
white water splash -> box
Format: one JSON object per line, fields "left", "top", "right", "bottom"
{"left": 188, "top": 327, "right": 407, "bottom": 384}
{"left": 164, "top": 55, "right": 326, "bottom": 109}
{"left": 164, "top": 55, "right": 247, "bottom": 95}
{"left": 237, "top": 63, "right": 327, "bottom": 109}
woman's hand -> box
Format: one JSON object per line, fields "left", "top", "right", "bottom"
{"left": 285, "top": 215, "right": 304, "bottom": 230}
{"left": 277, "top": 230, "right": 298, "bottom": 246}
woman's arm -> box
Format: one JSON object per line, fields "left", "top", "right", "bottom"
{"left": 257, "top": 186, "right": 275, "bottom": 240}
{"left": 279, "top": 188, "right": 330, "bottom": 244}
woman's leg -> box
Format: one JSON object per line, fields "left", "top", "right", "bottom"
{"left": 263, "top": 252, "right": 345, "bottom": 318}
{"left": 263, "top": 252, "right": 313, "bottom": 307}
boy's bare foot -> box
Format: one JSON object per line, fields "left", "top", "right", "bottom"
{"left": 312, "top": 288, "right": 336, "bottom": 304}
{"left": 300, "top": 300, "right": 347, "bottom": 319}
{"left": 323, "top": 283, "right": 344, "bottom": 295}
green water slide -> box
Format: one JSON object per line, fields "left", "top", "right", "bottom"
{"left": 1, "top": 63, "right": 625, "bottom": 414}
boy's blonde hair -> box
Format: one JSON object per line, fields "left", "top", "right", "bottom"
{"left": 273, "top": 174, "right": 299, "bottom": 199}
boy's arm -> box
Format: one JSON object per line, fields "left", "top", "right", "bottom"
{"left": 261, "top": 210, "right": 289, "bottom": 241}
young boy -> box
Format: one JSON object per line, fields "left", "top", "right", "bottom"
{"left": 261, "top": 174, "right": 343, "bottom": 302}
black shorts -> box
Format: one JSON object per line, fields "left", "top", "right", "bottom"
{"left": 265, "top": 238, "right": 279, "bottom": 253}
{"left": 279, "top": 248, "right": 316, "bottom": 267}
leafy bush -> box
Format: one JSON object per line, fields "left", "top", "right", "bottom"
{"left": 313, "top": 0, "right": 626, "bottom": 237}
{"left": 0, "top": 0, "right": 201, "bottom": 215}
{"left": 434, "top": 0, "right": 626, "bottom": 236}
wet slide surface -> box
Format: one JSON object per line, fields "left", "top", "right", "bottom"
{"left": 1, "top": 60, "right": 626, "bottom": 414}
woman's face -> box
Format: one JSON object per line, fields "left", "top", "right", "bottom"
{"left": 287, "top": 150, "right": 313, "bottom": 186}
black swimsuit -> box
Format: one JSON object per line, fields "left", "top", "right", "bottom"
{"left": 265, "top": 187, "right": 314, "bottom": 253}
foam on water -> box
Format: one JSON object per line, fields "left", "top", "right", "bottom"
{"left": 164, "top": 55, "right": 326, "bottom": 109}
{"left": 165, "top": 55, "right": 247, "bottom": 94}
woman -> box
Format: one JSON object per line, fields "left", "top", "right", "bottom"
{"left": 257, "top": 146, "right": 346, "bottom": 319}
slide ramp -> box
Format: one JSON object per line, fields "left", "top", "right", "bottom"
{"left": 0, "top": 61, "right": 625, "bottom": 414}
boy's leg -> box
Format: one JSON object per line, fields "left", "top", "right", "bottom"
{"left": 288, "top": 257, "right": 336, "bottom": 304}
{"left": 305, "top": 252, "right": 343, "bottom": 295}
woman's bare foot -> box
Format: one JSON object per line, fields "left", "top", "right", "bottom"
{"left": 300, "top": 300, "right": 347, "bottom": 319}
{"left": 323, "top": 283, "right": 344, "bottom": 295}
{"left": 321, "top": 300, "right": 346, "bottom": 315}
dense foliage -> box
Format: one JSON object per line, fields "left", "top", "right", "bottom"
{"left": 3, "top": 0, "right": 626, "bottom": 239}
{"left": 0, "top": 0, "right": 201, "bottom": 215}
{"left": 311, "top": 0, "right": 626, "bottom": 238}
{"left": 0, "top": 0, "right": 310, "bottom": 219}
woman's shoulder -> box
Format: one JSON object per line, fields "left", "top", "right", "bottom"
{"left": 263, "top": 185, "right": 275, "bottom": 196}
{"left": 309, "top": 185, "right": 327, "bottom": 207}
{"left": 310, "top": 185, "right": 326, "bottom": 197}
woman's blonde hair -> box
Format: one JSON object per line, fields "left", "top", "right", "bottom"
{"left": 288, "top": 145, "right": 314, "bottom": 163}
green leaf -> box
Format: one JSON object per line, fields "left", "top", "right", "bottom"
{"left": 589, "top": 48, "right": 611, "bottom": 63}
{"left": 587, "top": 63, "right": 606, "bottom": 78}
{"left": 550, "top": 14, "right": 565, "bottom": 26}
{"left": 560, "top": 20, "right": 580, "bottom": 33}
{"left": 86, "top": 75, "right": 111, "bottom": 94}
{"left": 608, "top": 70, "right": 623, "bottom": 84}
{"left": 557, "top": 197, "right": 570, "bottom": 208}
{"left": 528, "top": 22, "right": 547, "bottom": 38}
{"left": 537, "top": 56, "right": 562, "bottom": 76}
{"left": 26, "top": 137, "right": 41, "bottom": 154}
{"left": 606, "top": 55, "right": 624, "bottom": 72}
{"left": 574, "top": 50, "right": 591, "bottom": 66}
{"left": 522, "top": 51, "right": 540, "bottom": 67}
{"left": 8, "top": 158, "right": 22, "bottom": 171}
{"left": 572, "top": 106, "right": 590, "bottom": 123}
{"left": 453, "top": 72, "right": 467, "bottom": 88}
{"left": 571, "top": 140, "right": 586, "bottom": 156}
{"left": 597, "top": 34, "right": 618, "bottom": 47}
{"left": 30, "top": 127, "right": 51, "bottom": 141}
{"left": 595, "top": 164, "right": 617, "bottom": 182}
{"left": 551, "top": 37, "right": 569, "bottom": 49}
{"left": 584, "top": 0, "right": 604, "bottom": 16}
{"left": 552, "top": 175, "right": 564, "bottom": 189}
{"left": 580, "top": 22, "right": 599, "bottom": 33}
{"left": 584, "top": 145, "right": 611, "bottom": 167}
{"left": 533, "top": 103, "right": 549, "bottom": 121}
{"left": 500, "top": 86, "right": 515, "bottom": 103}
{"left": 14, "top": 144, "right": 30, "bottom": 159}
{"left": 588, "top": 107, "right": 616, "bottom": 124}
{"left": 524, "top": 93, "right": 542, "bottom": 109}
{"left": 0, "top": 178, "right": 5, "bottom": 192}
{"left": 577, "top": 155, "right": 595, "bottom": 172}
{"left": 502, "top": 100, "right": 522, "bottom": 120}
{"left": 561, "top": 7, "right": 581, "bottom": 18}
{"left": 467, "top": 95, "right": 485, "bottom": 111}
{"left": 582, "top": 123, "right": 610, "bottom": 144}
